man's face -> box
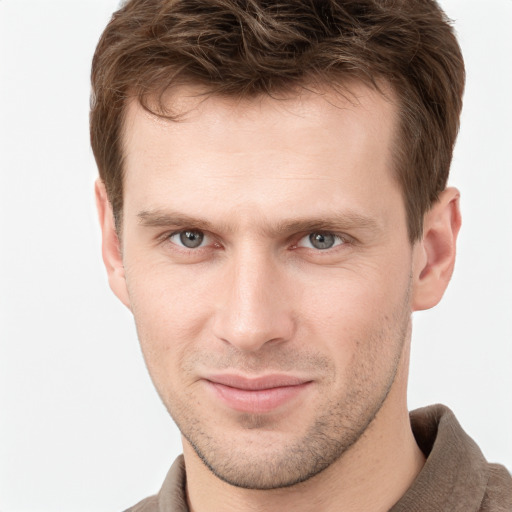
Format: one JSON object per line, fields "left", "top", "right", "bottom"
{"left": 116, "top": 83, "right": 418, "bottom": 489}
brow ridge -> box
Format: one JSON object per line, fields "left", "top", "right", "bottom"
{"left": 137, "top": 208, "right": 381, "bottom": 236}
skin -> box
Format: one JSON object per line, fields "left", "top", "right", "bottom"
{"left": 97, "top": 82, "right": 461, "bottom": 512}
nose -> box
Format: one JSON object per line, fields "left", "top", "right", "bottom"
{"left": 212, "top": 248, "right": 295, "bottom": 352}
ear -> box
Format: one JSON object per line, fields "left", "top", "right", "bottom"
{"left": 412, "top": 187, "right": 462, "bottom": 311}
{"left": 95, "top": 179, "right": 131, "bottom": 309}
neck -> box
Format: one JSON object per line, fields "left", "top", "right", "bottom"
{"left": 183, "top": 343, "right": 424, "bottom": 512}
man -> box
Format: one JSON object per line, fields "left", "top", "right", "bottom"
{"left": 90, "top": 0, "right": 512, "bottom": 510}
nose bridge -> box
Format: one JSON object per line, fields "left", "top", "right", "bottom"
{"left": 213, "top": 243, "right": 293, "bottom": 352}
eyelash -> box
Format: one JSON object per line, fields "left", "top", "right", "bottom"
{"left": 294, "top": 232, "right": 349, "bottom": 251}
{"left": 164, "top": 229, "right": 215, "bottom": 251}
{"left": 161, "top": 229, "right": 353, "bottom": 254}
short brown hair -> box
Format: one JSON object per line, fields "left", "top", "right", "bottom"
{"left": 90, "top": 0, "right": 465, "bottom": 241}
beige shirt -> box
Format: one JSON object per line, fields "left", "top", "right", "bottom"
{"left": 125, "top": 405, "right": 512, "bottom": 511}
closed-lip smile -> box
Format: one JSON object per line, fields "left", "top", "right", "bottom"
{"left": 203, "top": 374, "right": 313, "bottom": 413}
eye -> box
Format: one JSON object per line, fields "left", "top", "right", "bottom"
{"left": 297, "top": 232, "right": 345, "bottom": 250}
{"left": 169, "top": 229, "right": 206, "bottom": 249}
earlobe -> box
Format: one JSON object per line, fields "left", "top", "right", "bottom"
{"left": 412, "top": 187, "right": 462, "bottom": 311}
{"left": 95, "top": 179, "right": 131, "bottom": 309}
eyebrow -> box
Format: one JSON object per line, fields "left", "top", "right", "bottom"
{"left": 137, "top": 209, "right": 381, "bottom": 236}
{"left": 138, "top": 210, "right": 218, "bottom": 230}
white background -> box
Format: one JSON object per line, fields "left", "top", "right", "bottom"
{"left": 0, "top": 1, "right": 510, "bottom": 510}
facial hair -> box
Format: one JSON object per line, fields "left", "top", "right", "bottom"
{"left": 154, "top": 291, "right": 412, "bottom": 490}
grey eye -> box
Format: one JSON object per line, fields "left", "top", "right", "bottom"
{"left": 173, "top": 230, "right": 204, "bottom": 248}
{"left": 308, "top": 232, "right": 336, "bottom": 250}
{"left": 296, "top": 232, "right": 345, "bottom": 250}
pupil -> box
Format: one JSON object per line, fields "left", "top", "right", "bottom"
{"left": 310, "top": 232, "right": 335, "bottom": 250}
{"left": 180, "top": 230, "right": 204, "bottom": 248}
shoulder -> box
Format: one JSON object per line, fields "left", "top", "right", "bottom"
{"left": 122, "top": 495, "right": 159, "bottom": 512}
{"left": 121, "top": 455, "right": 188, "bottom": 512}
{"left": 480, "top": 463, "right": 512, "bottom": 512}
{"left": 391, "top": 404, "right": 512, "bottom": 511}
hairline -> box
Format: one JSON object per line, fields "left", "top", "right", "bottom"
{"left": 113, "top": 76, "right": 419, "bottom": 244}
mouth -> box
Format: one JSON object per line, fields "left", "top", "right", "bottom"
{"left": 203, "top": 374, "right": 313, "bottom": 414}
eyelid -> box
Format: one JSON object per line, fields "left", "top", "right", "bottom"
{"left": 157, "top": 228, "right": 354, "bottom": 252}
{"left": 294, "top": 231, "right": 353, "bottom": 250}
{"left": 156, "top": 228, "right": 210, "bottom": 249}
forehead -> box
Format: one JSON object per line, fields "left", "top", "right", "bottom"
{"left": 121, "top": 82, "right": 403, "bottom": 233}
{"left": 123, "top": 81, "right": 397, "bottom": 153}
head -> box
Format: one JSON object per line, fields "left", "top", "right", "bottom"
{"left": 92, "top": 0, "right": 464, "bottom": 490}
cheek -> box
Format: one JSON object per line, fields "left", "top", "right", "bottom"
{"left": 296, "top": 261, "right": 411, "bottom": 357}
{"left": 124, "top": 244, "right": 412, "bottom": 381}
{"left": 124, "top": 261, "right": 218, "bottom": 371}
{"left": 299, "top": 262, "right": 406, "bottom": 323}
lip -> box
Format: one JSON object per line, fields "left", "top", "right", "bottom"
{"left": 203, "top": 374, "right": 312, "bottom": 414}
